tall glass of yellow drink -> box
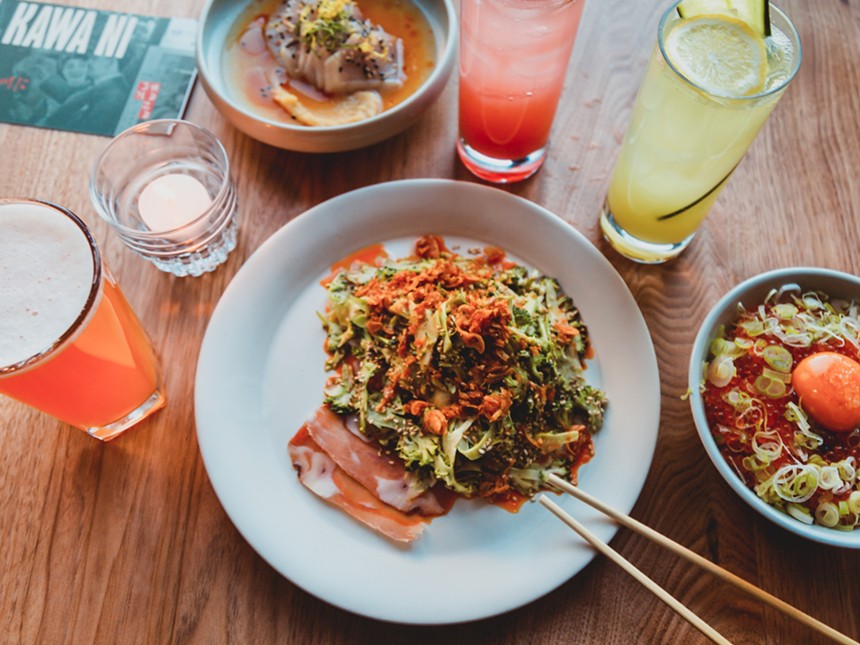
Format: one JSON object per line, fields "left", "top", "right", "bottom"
{"left": 600, "top": 2, "right": 801, "bottom": 263}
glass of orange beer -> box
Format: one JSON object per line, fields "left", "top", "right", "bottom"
{"left": 0, "top": 198, "right": 165, "bottom": 440}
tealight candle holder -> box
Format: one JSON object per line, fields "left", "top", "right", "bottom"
{"left": 90, "top": 119, "right": 239, "bottom": 277}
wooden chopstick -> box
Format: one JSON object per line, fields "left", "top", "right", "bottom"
{"left": 545, "top": 473, "right": 860, "bottom": 645}
{"left": 538, "top": 495, "right": 732, "bottom": 645}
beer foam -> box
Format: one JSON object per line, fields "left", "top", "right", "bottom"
{"left": 0, "top": 202, "right": 96, "bottom": 369}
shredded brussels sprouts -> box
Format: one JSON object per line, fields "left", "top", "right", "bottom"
{"left": 321, "top": 237, "right": 607, "bottom": 500}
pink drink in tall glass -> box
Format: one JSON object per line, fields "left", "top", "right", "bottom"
{"left": 458, "top": 0, "right": 585, "bottom": 183}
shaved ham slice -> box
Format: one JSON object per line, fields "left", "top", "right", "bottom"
{"left": 304, "top": 406, "right": 448, "bottom": 515}
{"left": 288, "top": 427, "right": 428, "bottom": 543}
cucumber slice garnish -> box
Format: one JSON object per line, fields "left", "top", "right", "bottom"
{"left": 676, "top": 0, "right": 771, "bottom": 37}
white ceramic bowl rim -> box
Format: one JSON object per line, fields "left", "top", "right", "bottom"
{"left": 196, "top": 0, "right": 457, "bottom": 133}
{"left": 688, "top": 267, "right": 860, "bottom": 548}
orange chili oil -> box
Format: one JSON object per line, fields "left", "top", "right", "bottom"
{"left": 321, "top": 243, "right": 388, "bottom": 286}
{"left": 491, "top": 489, "right": 528, "bottom": 512}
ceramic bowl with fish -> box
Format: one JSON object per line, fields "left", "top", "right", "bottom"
{"left": 197, "top": 0, "right": 456, "bottom": 152}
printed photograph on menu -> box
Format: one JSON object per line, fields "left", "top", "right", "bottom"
{"left": 0, "top": 0, "right": 197, "bottom": 136}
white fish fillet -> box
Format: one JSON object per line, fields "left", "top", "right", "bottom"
{"left": 265, "top": 0, "right": 405, "bottom": 95}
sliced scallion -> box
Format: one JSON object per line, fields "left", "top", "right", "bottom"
{"left": 836, "top": 458, "right": 857, "bottom": 484}
{"left": 735, "top": 337, "right": 754, "bottom": 349}
{"left": 741, "top": 320, "right": 765, "bottom": 337}
{"left": 762, "top": 344, "right": 793, "bottom": 372}
{"left": 818, "top": 465, "right": 843, "bottom": 491}
{"left": 754, "top": 374, "right": 786, "bottom": 398}
{"left": 774, "top": 303, "right": 798, "bottom": 320}
{"left": 761, "top": 366, "right": 792, "bottom": 384}
{"left": 786, "top": 502, "right": 814, "bottom": 524}
{"left": 848, "top": 490, "right": 860, "bottom": 514}
{"left": 707, "top": 355, "right": 736, "bottom": 388}
{"left": 815, "top": 501, "right": 840, "bottom": 528}
{"left": 773, "top": 464, "right": 818, "bottom": 503}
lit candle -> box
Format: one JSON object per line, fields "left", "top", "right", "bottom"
{"left": 138, "top": 174, "right": 213, "bottom": 235}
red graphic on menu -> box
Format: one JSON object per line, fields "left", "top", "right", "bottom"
{"left": 0, "top": 75, "right": 29, "bottom": 92}
{"left": 135, "top": 81, "right": 161, "bottom": 119}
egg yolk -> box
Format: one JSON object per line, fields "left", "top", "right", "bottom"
{"left": 792, "top": 352, "right": 860, "bottom": 432}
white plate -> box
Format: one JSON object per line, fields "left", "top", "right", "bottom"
{"left": 195, "top": 179, "right": 660, "bottom": 624}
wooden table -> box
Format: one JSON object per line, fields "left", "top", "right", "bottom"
{"left": 2, "top": 0, "right": 859, "bottom": 642}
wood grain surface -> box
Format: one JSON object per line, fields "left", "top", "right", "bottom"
{"left": 1, "top": 0, "right": 859, "bottom": 643}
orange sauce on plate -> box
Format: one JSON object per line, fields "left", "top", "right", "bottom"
{"left": 321, "top": 243, "right": 388, "bottom": 286}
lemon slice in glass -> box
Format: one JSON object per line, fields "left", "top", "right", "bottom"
{"left": 665, "top": 15, "right": 767, "bottom": 97}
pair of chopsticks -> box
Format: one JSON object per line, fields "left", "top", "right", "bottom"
{"left": 539, "top": 473, "right": 859, "bottom": 645}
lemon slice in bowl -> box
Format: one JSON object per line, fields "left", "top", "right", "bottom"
{"left": 665, "top": 15, "right": 767, "bottom": 97}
